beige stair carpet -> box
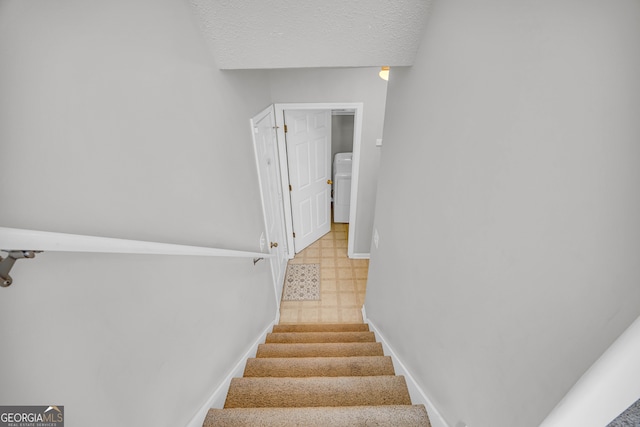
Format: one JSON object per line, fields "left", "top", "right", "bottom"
{"left": 225, "top": 376, "right": 412, "bottom": 408}
{"left": 256, "top": 342, "right": 384, "bottom": 358}
{"left": 205, "top": 323, "right": 431, "bottom": 426}
{"left": 205, "top": 405, "right": 431, "bottom": 426}
{"left": 272, "top": 323, "right": 370, "bottom": 333}
{"left": 243, "top": 356, "right": 395, "bottom": 377}
{"left": 265, "top": 331, "right": 376, "bottom": 343}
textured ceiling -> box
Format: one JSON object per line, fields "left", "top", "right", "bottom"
{"left": 189, "top": 0, "right": 431, "bottom": 69}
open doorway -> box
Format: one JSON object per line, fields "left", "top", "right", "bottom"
{"left": 274, "top": 102, "right": 364, "bottom": 260}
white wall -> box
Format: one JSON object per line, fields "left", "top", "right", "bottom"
{"left": 0, "top": 1, "right": 277, "bottom": 426}
{"left": 366, "top": 1, "right": 640, "bottom": 427}
{"left": 0, "top": 0, "right": 270, "bottom": 250}
{"left": 0, "top": 253, "right": 275, "bottom": 427}
{"left": 268, "top": 68, "right": 388, "bottom": 254}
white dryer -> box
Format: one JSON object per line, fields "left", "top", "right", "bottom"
{"left": 333, "top": 152, "right": 352, "bottom": 223}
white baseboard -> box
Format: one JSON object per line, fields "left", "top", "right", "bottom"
{"left": 349, "top": 252, "right": 370, "bottom": 259}
{"left": 365, "top": 314, "right": 450, "bottom": 427}
{"left": 185, "top": 319, "right": 275, "bottom": 427}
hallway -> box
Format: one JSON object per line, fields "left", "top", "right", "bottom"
{"left": 279, "top": 222, "right": 369, "bottom": 324}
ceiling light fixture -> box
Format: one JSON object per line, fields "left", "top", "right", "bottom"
{"left": 379, "top": 66, "right": 390, "bottom": 81}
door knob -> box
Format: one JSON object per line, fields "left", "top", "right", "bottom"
{"left": 327, "top": 179, "right": 333, "bottom": 185}
{"left": 270, "top": 242, "right": 278, "bottom": 248}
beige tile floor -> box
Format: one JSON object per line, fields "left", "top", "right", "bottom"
{"left": 279, "top": 222, "right": 369, "bottom": 324}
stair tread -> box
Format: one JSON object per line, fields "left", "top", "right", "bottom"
{"left": 244, "top": 356, "right": 395, "bottom": 377}
{"left": 210, "top": 323, "right": 426, "bottom": 426}
{"left": 205, "top": 405, "right": 431, "bottom": 426}
{"left": 265, "top": 331, "right": 376, "bottom": 343}
{"left": 273, "top": 323, "right": 369, "bottom": 333}
{"left": 256, "top": 342, "right": 384, "bottom": 358}
{"left": 224, "top": 376, "right": 412, "bottom": 408}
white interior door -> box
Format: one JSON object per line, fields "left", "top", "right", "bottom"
{"left": 285, "top": 110, "right": 332, "bottom": 253}
{"left": 251, "top": 106, "right": 289, "bottom": 303}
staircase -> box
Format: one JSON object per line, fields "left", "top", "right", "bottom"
{"left": 204, "top": 323, "right": 431, "bottom": 426}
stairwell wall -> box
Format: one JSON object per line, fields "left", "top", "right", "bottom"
{"left": 0, "top": 1, "right": 276, "bottom": 426}
{"left": 365, "top": 1, "right": 640, "bottom": 427}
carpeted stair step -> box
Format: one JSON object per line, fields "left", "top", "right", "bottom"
{"left": 265, "top": 331, "right": 376, "bottom": 344}
{"left": 204, "top": 405, "right": 431, "bottom": 426}
{"left": 273, "top": 323, "right": 370, "bottom": 333}
{"left": 256, "top": 342, "right": 383, "bottom": 358}
{"left": 224, "top": 376, "right": 412, "bottom": 408}
{"left": 243, "top": 356, "right": 395, "bottom": 377}
{"left": 204, "top": 322, "right": 432, "bottom": 426}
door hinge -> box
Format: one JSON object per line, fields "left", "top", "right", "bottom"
{"left": 289, "top": 184, "right": 292, "bottom": 191}
{"left": 293, "top": 232, "right": 296, "bottom": 238}
{"left": 284, "top": 124, "right": 288, "bottom": 133}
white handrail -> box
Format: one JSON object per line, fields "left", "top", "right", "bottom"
{"left": 0, "top": 227, "right": 272, "bottom": 258}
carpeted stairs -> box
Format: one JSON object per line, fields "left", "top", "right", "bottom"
{"left": 204, "top": 323, "right": 431, "bottom": 426}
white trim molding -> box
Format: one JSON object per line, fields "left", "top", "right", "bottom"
{"left": 365, "top": 313, "right": 450, "bottom": 427}
{"left": 185, "top": 320, "right": 275, "bottom": 427}
{"left": 350, "top": 252, "right": 370, "bottom": 260}
{"left": 0, "top": 227, "right": 272, "bottom": 258}
{"left": 540, "top": 314, "right": 640, "bottom": 427}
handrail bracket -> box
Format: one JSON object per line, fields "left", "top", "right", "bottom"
{"left": 1, "top": 250, "right": 41, "bottom": 287}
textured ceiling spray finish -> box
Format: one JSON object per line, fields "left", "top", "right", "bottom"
{"left": 189, "top": 0, "right": 431, "bottom": 69}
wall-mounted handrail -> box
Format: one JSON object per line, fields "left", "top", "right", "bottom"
{"left": 0, "top": 227, "right": 272, "bottom": 257}
{"left": 0, "top": 227, "right": 273, "bottom": 287}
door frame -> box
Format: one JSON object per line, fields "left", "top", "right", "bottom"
{"left": 274, "top": 102, "right": 364, "bottom": 259}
